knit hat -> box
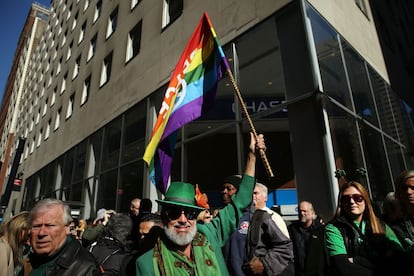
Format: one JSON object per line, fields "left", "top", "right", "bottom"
{"left": 156, "top": 182, "right": 205, "bottom": 210}
{"left": 223, "top": 175, "right": 242, "bottom": 191}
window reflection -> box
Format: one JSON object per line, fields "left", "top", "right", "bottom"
{"left": 341, "top": 41, "right": 379, "bottom": 126}
{"left": 307, "top": 7, "right": 353, "bottom": 109}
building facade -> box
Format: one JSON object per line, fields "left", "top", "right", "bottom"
{"left": 0, "top": 3, "right": 49, "bottom": 214}
{"left": 0, "top": 0, "right": 413, "bottom": 220}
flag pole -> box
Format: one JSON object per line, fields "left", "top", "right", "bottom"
{"left": 225, "top": 68, "right": 275, "bottom": 179}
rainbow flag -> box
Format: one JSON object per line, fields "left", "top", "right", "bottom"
{"left": 143, "top": 12, "right": 230, "bottom": 194}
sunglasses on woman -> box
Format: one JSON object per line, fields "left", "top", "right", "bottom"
{"left": 340, "top": 194, "right": 364, "bottom": 204}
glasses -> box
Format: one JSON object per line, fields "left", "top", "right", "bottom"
{"left": 340, "top": 194, "right": 364, "bottom": 204}
{"left": 69, "top": 226, "right": 75, "bottom": 231}
{"left": 164, "top": 208, "right": 199, "bottom": 221}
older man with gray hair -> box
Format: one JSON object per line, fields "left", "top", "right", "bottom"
{"left": 29, "top": 198, "right": 100, "bottom": 275}
{"left": 244, "top": 183, "right": 294, "bottom": 275}
{"left": 288, "top": 201, "right": 326, "bottom": 276}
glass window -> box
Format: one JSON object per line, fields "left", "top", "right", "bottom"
{"left": 307, "top": 7, "right": 353, "bottom": 110}
{"left": 84, "top": 0, "right": 89, "bottom": 11}
{"left": 66, "top": 5, "right": 71, "bottom": 20}
{"left": 51, "top": 87, "right": 57, "bottom": 106}
{"left": 45, "top": 119, "right": 51, "bottom": 140}
{"left": 30, "top": 117, "right": 34, "bottom": 132}
{"left": 355, "top": 0, "right": 369, "bottom": 18}
{"left": 73, "top": 141, "right": 87, "bottom": 182}
{"left": 119, "top": 161, "right": 143, "bottom": 212}
{"left": 162, "top": 0, "right": 183, "bottom": 28}
{"left": 359, "top": 123, "right": 392, "bottom": 202}
{"left": 72, "top": 11, "right": 78, "bottom": 30}
{"left": 54, "top": 107, "right": 61, "bottom": 131}
{"left": 73, "top": 55, "right": 81, "bottom": 79}
{"left": 37, "top": 129, "right": 43, "bottom": 147}
{"left": 126, "top": 21, "right": 142, "bottom": 63}
{"left": 81, "top": 75, "right": 91, "bottom": 105}
{"left": 66, "top": 41, "right": 72, "bottom": 61}
{"left": 87, "top": 34, "right": 97, "bottom": 61}
{"left": 121, "top": 103, "right": 146, "bottom": 163}
{"left": 42, "top": 98, "right": 48, "bottom": 116}
{"left": 79, "top": 21, "right": 86, "bottom": 44}
{"left": 99, "top": 169, "right": 117, "bottom": 210}
{"left": 100, "top": 52, "right": 113, "bottom": 86}
{"left": 93, "top": 0, "right": 102, "bottom": 23}
{"left": 62, "top": 30, "right": 67, "bottom": 47}
{"left": 66, "top": 93, "right": 75, "bottom": 119}
{"left": 68, "top": 182, "right": 83, "bottom": 202}
{"left": 87, "top": 130, "right": 103, "bottom": 178}
{"left": 61, "top": 73, "right": 67, "bottom": 94}
{"left": 35, "top": 109, "right": 40, "bottom": 124}
{"left": 30, "top": 137, "right": 35, "bottom": 154}
{"left": 342, "top": 41, "right": 379, "bottom": 127}
{"left": 384, "top": 136, "right": 405, "bottom": 184}
{"left": 327, "top": 102, "right": 365, "bottom": 184}
{"left": 392, "top": 96, "right": 414, "bottom": 146}
{"left": 131, "top": 0, "right": 140, "bottom": 10}
{"left": 101, "top": 117, "right": 121, "bottom": 171}
{"left": 57, "top": 57, "right": 62, "bottom": 75}
{"left": 62, "top": 149, "right": 74, "bottom": 191}
{"left": 106, "top": 7, "right": 118, "bottom": 38}
{"left": 368, "top": 66, "right": 397, "bottom": 139}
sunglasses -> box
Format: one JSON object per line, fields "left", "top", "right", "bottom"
{"left": 340, "top": 194, "right": 364, "bottom": 204}
{"left": 163, "top": 207, "right": 200, "bottom": 221}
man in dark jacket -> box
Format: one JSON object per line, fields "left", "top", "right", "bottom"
{"left": 29, "top": 198, "right": 100, "bottom": 275}
{"left": 288, "top": 201, "right": 326, "bottom": 276}
{"left": 244, "top": 183, "right": 294, "bottom": 276}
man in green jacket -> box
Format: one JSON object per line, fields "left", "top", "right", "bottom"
{"left": 136, "top": 132, "right": 266, "bottom": 275}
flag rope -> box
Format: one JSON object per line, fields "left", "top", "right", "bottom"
{"left": 225, "top": 67, "right": 275, "bottom": 179}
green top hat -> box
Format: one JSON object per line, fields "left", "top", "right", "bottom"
{"left": 156, "top": 181, "right": 204, "bottom": 210}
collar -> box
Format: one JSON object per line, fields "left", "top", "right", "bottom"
{"left": 30, "top": 235, "right": 71, "bottom": 268}
{"left": 54, "top": 236, "right": 81, "bottom": 268}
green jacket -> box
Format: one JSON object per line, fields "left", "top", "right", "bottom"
{"left": 136, "top": 174, "right": 254, "bottom": 276}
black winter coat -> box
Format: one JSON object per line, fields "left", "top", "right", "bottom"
{"left": 288, "top": 219, "right": 326, "bottom": 276}
{"left": 88, "top": 236, "right": 134, "bottom": 275}
{"left": 30, "top": 235, "right": 100, "bottom": 276}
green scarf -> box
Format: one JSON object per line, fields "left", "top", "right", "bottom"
{"left": 29, "top": 236, "right": 71, "bottom": 276}
{"left": 153, "top": 232, "right": 221, "bottom": 276}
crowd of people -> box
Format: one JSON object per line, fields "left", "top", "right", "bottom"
{"left": 1, "top": 133, "right": 414, "bottom": 275}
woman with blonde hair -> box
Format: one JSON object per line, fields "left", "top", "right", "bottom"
{"left": 0, "top": 211, "right": 30, "bottom": 276}
{"left": 393, "top": 169, "right": 414, "bottom": 253}
{"left": 325, "top": 181, "right": 408, "bottom": 275}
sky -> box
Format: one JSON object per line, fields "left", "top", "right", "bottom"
{"left": 0, "top": 0, "right": 51, "bottom": 104}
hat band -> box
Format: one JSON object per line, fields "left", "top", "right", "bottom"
{"left": 165, "top": 196, "right": 195, "bottom": 205}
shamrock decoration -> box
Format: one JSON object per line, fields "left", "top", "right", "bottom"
{"left": 335, "top": 169, "right": 347, "bottom": 179}
{"left": 355, "top": 168, "right": 367, "bottom": 177}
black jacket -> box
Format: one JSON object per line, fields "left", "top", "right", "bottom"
{"left": 246, "top": 208, "right": 294, "bottom": 276}
{"left": 288, "top": 219, "right": 326, "bottom": 276}
{"left": 88, "top": 236, "right": 134, "bottom": 275}
{"left": 30, "top": 235, "right": 100, "bottom": 276}
{"left": 328, "top": 216, "right": 411, "bottom": 276}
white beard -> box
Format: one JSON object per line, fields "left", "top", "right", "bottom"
{"left": 164, "top": 223, "right": 197, "bottom": 246}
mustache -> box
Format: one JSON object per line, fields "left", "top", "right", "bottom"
{"left": 173, "top": 221, "right": 191, "bottom": 227}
